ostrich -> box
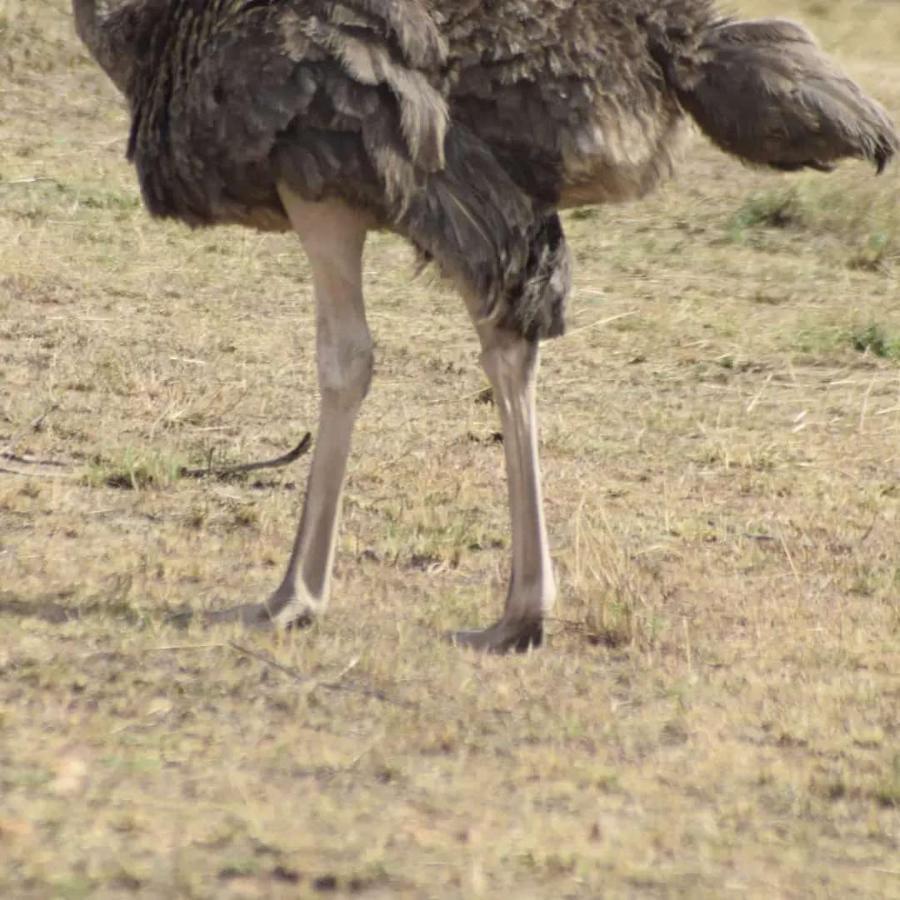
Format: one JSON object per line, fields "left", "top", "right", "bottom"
{"left": 73, "top": 0, "right": 896, "bottom": 652}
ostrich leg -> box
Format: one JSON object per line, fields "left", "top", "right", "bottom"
{"left": 210, "top": 190, "right": 372, "bottom": 626}
{"left": 268, "top": 191, "right": 373, "bottom": 626}
{"left": 452, "top": 324, "right": 555, "bottom": 652}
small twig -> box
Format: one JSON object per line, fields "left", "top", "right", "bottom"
{"left": 564, "top": 310, "right": 637, "bottom": 338}
{"left": 745, "top": 372, "right": 774, "bottom": 414}
{"left": 2, "top": 403, "right": 59, "bottom": 454}
{"left": 779, "top": 532, "right": 801, "bottom": 582}
{"left": 79, "top": 643, "right": 225, "bottom": 659}
{"left": 0, "top": 410, "right": 71, "bottom": 472}
{"left": 682, "top": 617, "right": 693, "bottom": 676}
{"left": 228, "top": 641, "right": 413, "bottom": 708}
{"left": 0, "top": 451, "right": 70, "bottom": 468}
{"left": 0, "top": 464, "right": 76, "bottom": 480}
{"left": 330, "top": 655, "right": 361, "bottom": 683}
{"left": 858, "top": 375, "right": 878, "bottom": 434}
{"left": 230, "top": 641, "right": 358, "bottom": 693}
{"left": 0, "top": 176, "right": 56, "bottom": 187}
{"left": 229, "top": 640, "right": 312, "bottom": 685}
{"left": 857, "top": 513, "right": 879, "bottom": 546}
{"left": 179, "top": 433, "right": 312, "bottom": 480}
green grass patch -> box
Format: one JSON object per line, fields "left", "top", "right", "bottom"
{"left": 875, "top": 754, "right": 900, "bottom": 808}
{"left": 84, "top": 448, "right": 187, "bottom": 490}
{"left": 794, "top": 321, "right": 900, "bottom": 362}
{"left": 847, "top": 322, "right": 900, "bottom": 360}
{"left": 729, "top": 187, "right": 806, "bottom": 235}
{"left": 727, "top": 179, "right": 899, "bottom": 272}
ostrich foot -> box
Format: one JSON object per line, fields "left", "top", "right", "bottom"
{"left": 197, "top": 595, "right": 317, "bottom": 630}
{"left": 450, "top": 618, "right": 543, "bottom": 654}
{"left": 201, "top": 603, "right": 275, "bottom": 628}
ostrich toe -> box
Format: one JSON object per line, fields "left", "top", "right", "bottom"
{"left": 450, "top": 618, "right": 543, "bottom": 654}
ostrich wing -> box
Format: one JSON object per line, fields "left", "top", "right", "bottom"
{"left": 123, "top": 1, "right": 448, "bottom": 226}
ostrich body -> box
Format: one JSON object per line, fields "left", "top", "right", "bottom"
{"left": 74, "top": 0, "right": 897, "bottom": 651}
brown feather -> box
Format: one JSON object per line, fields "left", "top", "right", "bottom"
{"left": 660, "top": 18, "right": 899, "bottom": 173}
{"left": 73, "top": 0, "right": 898, "bottom": 341}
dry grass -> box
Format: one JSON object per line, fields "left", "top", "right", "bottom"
{"left": 1, "top": 1, "right": 899, "bottom": 897}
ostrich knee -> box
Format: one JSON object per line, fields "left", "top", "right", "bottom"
{"left": 317, "top": 327, "right": 374, "bottom": 412}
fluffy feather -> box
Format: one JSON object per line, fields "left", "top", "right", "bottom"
{"left": 658, "top": 18, "right": 898, "bottom": 173}
{"left": 73, "top": 0, "right": 897, "bottom": 340}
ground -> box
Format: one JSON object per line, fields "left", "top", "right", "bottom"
{"left": 1, "top": 1, "right": 899, "bottom": 897}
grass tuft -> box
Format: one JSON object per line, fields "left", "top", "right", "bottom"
{"left": 875, "top": 755, "right": 900, "bottom": 808}
{"left": 794, "top": 320, "right": 900, "bottom": 362}
{"left": 84, "top": 449, "right": 186, "bottom": 490}
{"left": 564, "top": 504, "right": 671, "bottom": 651}
{"left": 729, "top": 187, "right": 805, "bottom": 235}
{"left": 725, "top": 176, "right": 900, "bottom": 273}
{"left": 847, "top": 322, "right": 900, "bottom": 360}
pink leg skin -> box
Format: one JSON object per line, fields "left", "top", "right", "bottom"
{"left": 451, "top": 325, "right": 556, "bottom": 653}
{"left": 206, "top": 189, "right": 373, "bottom": 628}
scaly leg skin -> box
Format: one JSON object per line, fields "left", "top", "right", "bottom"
{"left": 205, "top": 190, "right": 373, "bottom": 630}
{"left": 451, "top": 327, "right": 556, "bottom": 653}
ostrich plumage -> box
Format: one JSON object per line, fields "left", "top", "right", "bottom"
{"left": 73, "top": 0, "right": 897, "bottom": 651}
